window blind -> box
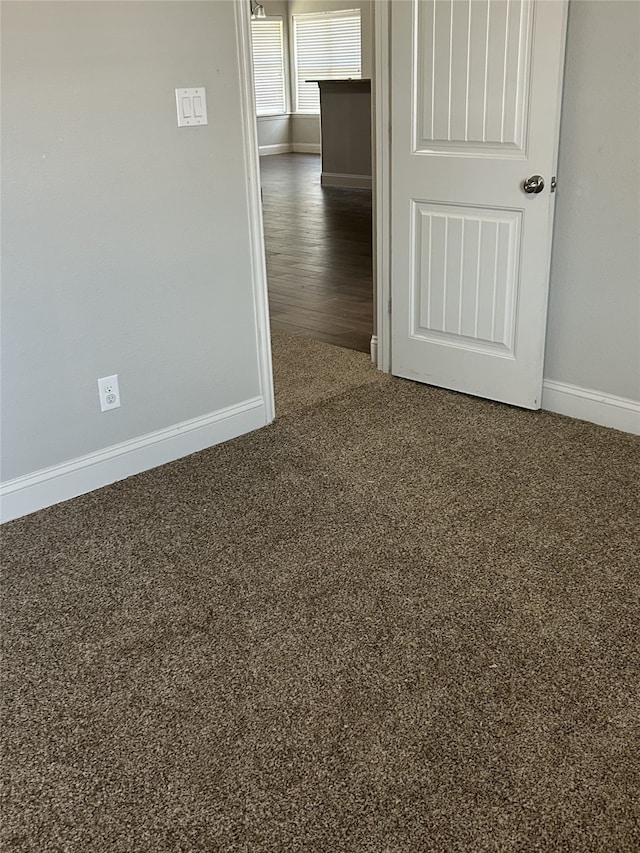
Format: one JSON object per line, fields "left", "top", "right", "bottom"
{"left": 293, "top": 10, "right": 361, "bottom": 114}
{"left": 251, "top": 18, "right": 286, "bottom": 116}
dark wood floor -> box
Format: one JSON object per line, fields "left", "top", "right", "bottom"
{"left": 259, "top": 153, "right": 373, "bottom": 353}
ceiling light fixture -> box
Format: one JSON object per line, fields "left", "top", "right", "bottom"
{"left": 250, "top": 0, "right": 266, "bottom": 20}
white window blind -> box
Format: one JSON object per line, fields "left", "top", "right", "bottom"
{"left": 293, "top": 10, "right": 361, "bottom": 114}
{"left": 251, "top": 18, "right": 286, "bottom": 116}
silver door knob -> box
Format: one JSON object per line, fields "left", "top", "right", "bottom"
{"left": 522, "top": 175, "right": 545, "bottom": 194}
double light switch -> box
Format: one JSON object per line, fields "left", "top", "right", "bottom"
{"left": 176, "top": 88, "right": 208, "bottom": 127}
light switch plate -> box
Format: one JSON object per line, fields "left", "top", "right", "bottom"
{"left": 176, "top": 87, "right": 208, "bottom": 127}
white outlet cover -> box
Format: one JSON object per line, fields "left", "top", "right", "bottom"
{"left": 176, "top": 87, "right": 208, "bottom": 127}
{"left": 98, "top": 374, "right": 121, "bottom": 412}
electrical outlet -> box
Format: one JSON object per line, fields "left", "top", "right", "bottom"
{"left": 97, "top": 374, "right": 121, "bottom": 412}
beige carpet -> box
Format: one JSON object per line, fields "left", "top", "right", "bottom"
{"left": 270, "top": 331, "right": 388, "bottom": 417}
{"left": 2, "top": 333, "right": 639, "bottom": 852}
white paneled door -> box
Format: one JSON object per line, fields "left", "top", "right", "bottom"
{"left": 390, "top": 0, "right": 568, "bottom": 408}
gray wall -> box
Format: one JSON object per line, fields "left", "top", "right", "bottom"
{"left": 291, "top": 115, "right": 321, "bottom": 150}
{"left": 1, "top": 0, "right": 264, "bottom": 482}
{"left": 257, "top": 115, "right": 292, "bottom": 150}
{"left": 545, "top": 0, "right": 640, "bottom": 400}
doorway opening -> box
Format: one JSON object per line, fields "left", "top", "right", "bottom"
{"left": 249, "top": 3, "right": 377, "bottom": 360}
{"left": 259, "top": 151, "right": 373, "bottom": 353}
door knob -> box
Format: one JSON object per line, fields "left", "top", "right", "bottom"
{"left": 522, "top": 175, "right": 545, "bottom": 194}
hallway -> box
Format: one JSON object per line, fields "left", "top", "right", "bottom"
{"left": 260, "top": 153, "right": 373, "bottom": 353}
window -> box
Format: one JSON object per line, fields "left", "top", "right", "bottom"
{"left": 292, "top": 10, "right": 361, "bottom": 114}
{"left": 251, "top": 18, "right": 286, "bottom": 116}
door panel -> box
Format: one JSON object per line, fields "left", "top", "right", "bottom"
{"left": 391, "top": 0, "right": 568, "bottom": 408}
{"left": 417, "top": 0, "right": 533, "bottom": 152}
{"left": 411, "top": 202, "right": 520, "bottom": 355}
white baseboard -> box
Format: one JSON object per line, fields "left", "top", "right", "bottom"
{"left": 370, "top": 334, "right": 378, "bottom": 363}
{"left": 321, "top": 172, "right": 372, "bottom": 190}
{"left": 292, "top": 143, "right": 321, "bottom": 154}
{"left": 542, "top": 380, "right": 640, "bottom": 435}
{"left": 0, "top": 397, "right": 267, "bottom": 523}
{"left": 259, "top": 143, "right": 293, "bottom": 156}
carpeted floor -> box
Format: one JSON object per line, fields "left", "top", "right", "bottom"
{"left": 270, "top": 332, "right": 388, "bottom": 417}
{"left": 2, "top": 332, "right": 639, "bottom": 852}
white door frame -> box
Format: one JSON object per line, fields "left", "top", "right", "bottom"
{"left": 235, "top": 0, "right": 276, "bottom": 423}
{"left": 373, "top": 0, "right": 391, "bottom": 373}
